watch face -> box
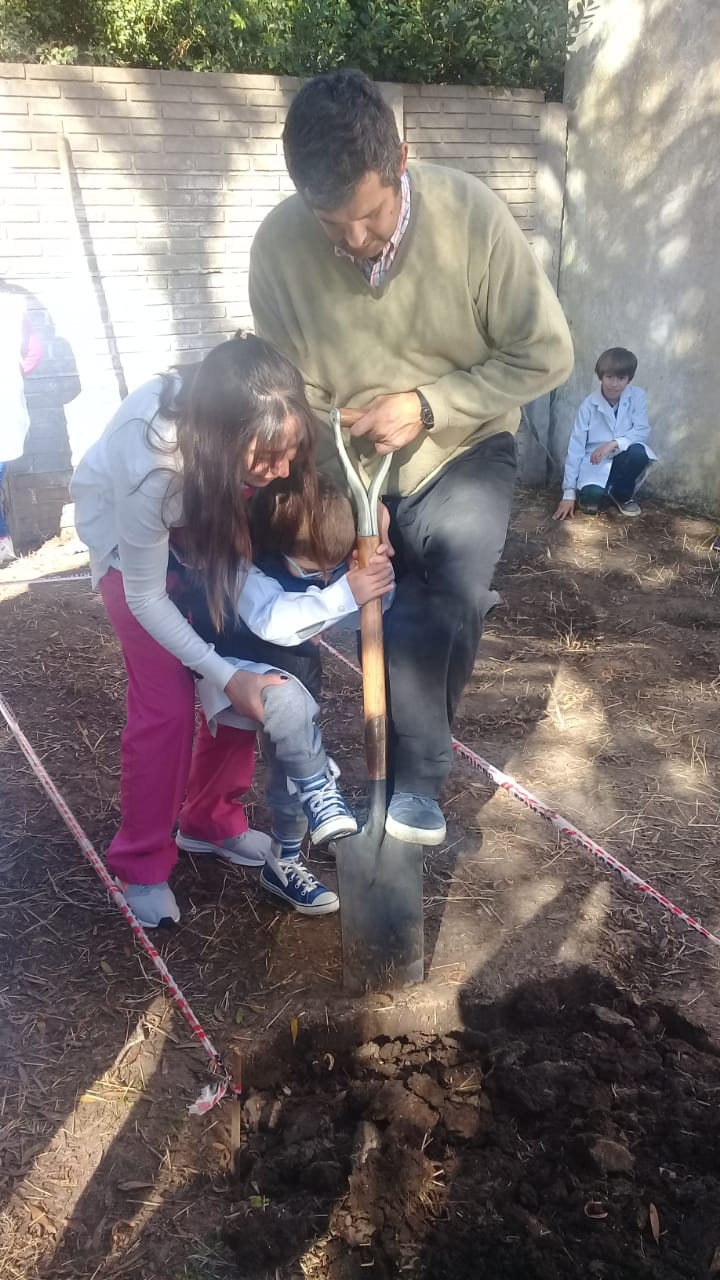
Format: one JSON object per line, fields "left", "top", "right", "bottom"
{"left": 416, "top": 392, "right": 433, "bottom": 428}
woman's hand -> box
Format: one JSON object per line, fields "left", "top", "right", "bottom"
{"left": 590, "top": 441, "right": 618, "bottom": 465}
{"left": 552, "top": 498, "right": 576, "bottom": 521}
{"left": 346, "top": 544, "right": 395, "bottom": 607}
{"left": 223, "top": 668, "right": 287, "bottom": 722}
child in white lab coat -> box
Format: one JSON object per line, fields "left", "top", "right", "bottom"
{"left": 553, "top": 348, "right": 656, "bottom": 520}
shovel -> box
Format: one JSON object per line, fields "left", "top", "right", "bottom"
{"left": 330, "top": 408, "right": 424, "bottom": 994}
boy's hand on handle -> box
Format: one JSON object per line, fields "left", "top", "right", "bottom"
{"left": 590, "top": 441, "right": 618, "bottom": 464}
{"left": 223, "top": 669, "right": 287, "bottom": 722}
{"left": 346, "top": 544, "right": 395, "bottom": 607}
{"left": 552, "top": 499, "right": 576, "bottom": 521}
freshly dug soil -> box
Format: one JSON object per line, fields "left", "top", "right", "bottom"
{"left": 228, "top": 970, "right": 720, "bottom": 1280}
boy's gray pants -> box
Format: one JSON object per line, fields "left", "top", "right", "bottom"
{"left": 260, "top": 676, "right": 327, "bottom": 844}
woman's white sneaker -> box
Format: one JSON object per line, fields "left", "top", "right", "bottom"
{"left": 176, "top": 828, "right": 272, "bottom": 867}
{"left": 116, "top": 878, "right": 180, "bottom": 928}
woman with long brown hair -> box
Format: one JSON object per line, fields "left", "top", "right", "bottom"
{"left": 71, "top": 334, "right": 383, "bottom": 927}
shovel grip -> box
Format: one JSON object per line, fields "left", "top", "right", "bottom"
{"left": 357, "top": 534, "right": 387, "bottom": 783}
{"left": 339, "top": 407, "right": 364, "bottom": 429}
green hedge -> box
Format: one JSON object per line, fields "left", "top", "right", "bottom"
{"left": 0, "top": 0, "right": 595, "bottom": 99}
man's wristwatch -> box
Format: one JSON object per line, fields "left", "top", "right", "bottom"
{"left": 416, "top": 389, "right": 434, "bottom": 430}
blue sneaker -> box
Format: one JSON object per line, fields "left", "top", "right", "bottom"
{"left": 385, "top": 794, "right": 447, "bottom": 846}
{"left": 260, "top": 852, "right": 339, "bottom": 915}
{"left": 290, "top": 763, "right": 358, "bottom": 846}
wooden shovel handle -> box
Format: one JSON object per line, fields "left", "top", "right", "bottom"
{"left": 356, "top": 534, "right": 387, "bottom": 783}
{"left": 339, "top": 407, "right": 365, "bottom": 429}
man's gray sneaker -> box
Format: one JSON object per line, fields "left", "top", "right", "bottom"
{"left": 385, "top": 794, "right": 446, "bottom": 846}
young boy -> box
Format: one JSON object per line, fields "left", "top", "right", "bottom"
{"left": 173, "top": 478, "right": 388, "bottom": 915}
{"left": 553, "top": 347, "right": 657, "bottom": 521}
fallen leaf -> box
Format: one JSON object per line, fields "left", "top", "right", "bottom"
{"left": 290, "top": 1017, "right": 299, "bottom": 1045}
{"left": 100, "top": 960, "right": 114, "bottom": 976}
{"left": 584, "top": 1201, "right": 608, "bottom": 1220}
{"left": 649, "top": 1202, "right": 660, "bottom": 1244}
{"left": 234, "top": 1008, "right": 245, "bottom": 1025}
{"left": 117, "top": 1180, "right": 155, "bottom": 1192}
{"left": 708, "top": 1245, "right": 720, "bottom": 1276}
{"left": 248, "top": 1195, "right": 269, "bottom": 1210}
{"left": 324, "top": 1053, "right": 335, "bottom": 1071}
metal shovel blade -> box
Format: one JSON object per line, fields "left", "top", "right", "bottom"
{"left": 335, "top": 783, "right": 424, "bottom": 994}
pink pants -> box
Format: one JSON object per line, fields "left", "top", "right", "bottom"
{"left": 100, "top": 568, "right": 257, "bottom": 884}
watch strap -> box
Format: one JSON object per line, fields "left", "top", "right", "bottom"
{"left": 416, "top": 389, "right": 434, "bottom": 430}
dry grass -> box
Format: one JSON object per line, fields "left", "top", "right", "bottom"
{"left": 2, "top": 496, "right": 720, "bottom": 1276}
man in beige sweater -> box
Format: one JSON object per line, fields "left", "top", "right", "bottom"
{"left": 249, "top": 70, "right": 573, "bottom": 846}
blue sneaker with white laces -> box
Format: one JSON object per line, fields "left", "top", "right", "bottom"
{"left": 385, "top": 793, "right": 447, "bottom": 846}
{"left": 260, "top": 850, "right": 339, "bottom": 915}
{"left": 290, "top": 764, "right": 358, "bottom": 846}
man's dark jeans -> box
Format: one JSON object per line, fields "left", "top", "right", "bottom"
{"left": 382, "top": 430, "right": 517, "bottom": 799}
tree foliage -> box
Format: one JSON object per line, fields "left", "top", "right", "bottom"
{"left": 0, "top": 0, "right": 594, "bottom": 99}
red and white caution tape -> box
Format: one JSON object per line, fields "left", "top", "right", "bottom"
{"left": 320, "top": 638, "right": 720, "bottom": 953}
{"left": 0, "top": 691, "right": 239, "bottom": 1113}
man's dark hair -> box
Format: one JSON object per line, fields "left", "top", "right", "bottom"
{"left": 283, "top": 70, "right": 403, "bottom": 210}
{"left": 595, "top": 347, "right": 638, "bottom": 380}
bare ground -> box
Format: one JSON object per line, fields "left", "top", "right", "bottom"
{"left": 1, "top": 490, "right": 720, "bottom": 1278}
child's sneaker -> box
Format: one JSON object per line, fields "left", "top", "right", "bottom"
{"left": 115, "top": 878, "right": 180, "bottom": 928}
{"left": 608, "top": 493, "right": 641, "bottom": 517}
{"left": 289, "top": 764, "right": 358, "bottom": 845}
{"left": 176, "top": 828, "right": 271, "bottom": 867}
{"left": 259, "top": 852, "right": 339, "bottom": 915}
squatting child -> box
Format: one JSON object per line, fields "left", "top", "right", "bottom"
{"left": 553, "top": 347, "right": 656, "bottom": 521}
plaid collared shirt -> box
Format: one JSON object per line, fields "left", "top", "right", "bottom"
{"left": 335, "top": 172, "right": 412, "bottom": 289}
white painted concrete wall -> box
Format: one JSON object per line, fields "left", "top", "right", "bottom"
{"left": 554, "top": 0, "right": 720, "bottom": 514}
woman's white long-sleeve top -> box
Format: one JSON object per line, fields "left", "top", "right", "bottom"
{"left": 70, "top": 376, "right": 358, "bottom": 690}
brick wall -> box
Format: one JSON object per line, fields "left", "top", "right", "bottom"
{"left": 0, "top": 64, "right": 566, "bottom": 547}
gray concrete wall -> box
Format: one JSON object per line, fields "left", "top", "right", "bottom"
{"left": 0, "top": 64, "right": 564, "bottom": 548}
{"left": 553, "top": 0, "right": 720, "bottom": 514}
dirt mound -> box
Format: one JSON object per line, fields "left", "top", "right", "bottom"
{"left": 226, "top": 971, "right": 720, "bottom": 1279}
